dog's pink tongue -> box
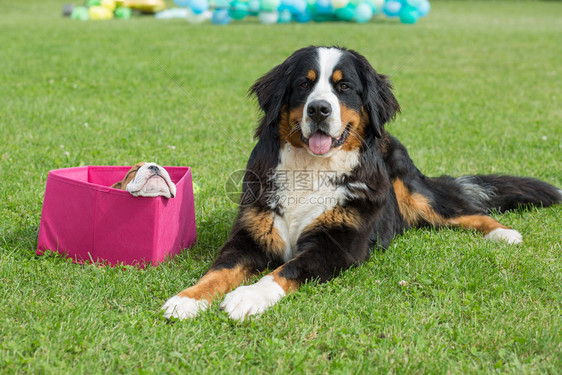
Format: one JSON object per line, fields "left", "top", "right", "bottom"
{"left": 308, "top": 132, "right": 332, "bottom": 155}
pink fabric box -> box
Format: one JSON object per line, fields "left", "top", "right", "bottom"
{"left": 37, "top": 166, "right": 196, "bottom": 266}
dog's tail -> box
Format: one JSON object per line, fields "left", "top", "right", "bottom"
{"left": 453, "top": 175, "right": 561, "bottom": 213}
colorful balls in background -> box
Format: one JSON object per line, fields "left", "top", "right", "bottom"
{"left": 278, "top": 9, "right": 293, "bottom": 23}
{"left": 174, "top": 0, "right": 193, "bottom": 6}
{"left": 371, "top": 0, "right": 385, "bottom": 13}
{"left": 101, "top": 0, "right": 116, "bottom": 12}
{"left": 212, "top": 0, "right": 231, "bottom": 7}
{"left": 279, "top": 0, "right": 306, "bottom": 14}
{"left": 261, "top": 0, "right": 282, "bottom": 12}
{"left": 70, "top": 6, "right": 90, "bottom": 20}
{"left": 399, "top": 5, "right": 417, "bottom": 24}
{"left": 211, "top": 8, "right": 231, "bottom": 24}
{"left": 114, "top": 6, "right": 132, "bottom": 19}
{"left": 229, "top": 1, "right": 250, "bottom": 20}
{"left": 174, "top": 0, "right": 430, "bottom": 24}
{"left": 191, "top": 0, "right": 210, "bottom": 14}
{"left": 383, "top": 0, "right": 401, "bottom": 17}
{"left": 258, "top": 11, "right": 279, "bottom": 23}
{"left": 315, "top": 0, "right": 332, "bottom": 14}
{"left": 331, "top": 0, "right": 349, "bottom": 9}
{"left": 62, "top": 3, "right": 75, "bottom": 16}
{"left": 294, "top": 9, "right": 312, "bottom": 22}
{"left": 335, "top": 4, "right": 354, "bottom": 21}
{"left": 89, "top": 5, "right": 114, "bottom": 20}
{"left": 417, "top": 0, "right": 430, "bottom": 17}
{"left": 66, "top": 0, "right": 429, "bottom": 24}
{"left": 186, "top": 8, "right": 211, "bottom": 22}
{"left": 403, "top": 0, "right": 419, "bottom": 6}
{"left": 353, "top": 1, "right": 372, "bottom": 23}
{"left": 65, "top": 0, "right": 132, "bottom": 20}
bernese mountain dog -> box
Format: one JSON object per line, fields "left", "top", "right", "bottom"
{"left": 162, "top": 46, "right": 561, "bottom": 321}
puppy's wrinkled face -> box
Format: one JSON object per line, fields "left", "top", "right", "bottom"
{"left": 113, "top": 162, "right": 176, "bottom": 198}
{"left": 281, "top": 47, "right": 367, "bottom": 157}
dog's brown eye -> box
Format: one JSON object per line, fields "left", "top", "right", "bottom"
{"left": 300, "top": 81, "right": 310, "bottom": 89}
{"left": 339, "top": 83, "right": 350, "bottom": 91}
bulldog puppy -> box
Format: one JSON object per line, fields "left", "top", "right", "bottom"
{"left": 111, "top": 162, "right": 176, "bottom": 198}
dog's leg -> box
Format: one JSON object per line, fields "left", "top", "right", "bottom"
{"left": 162, "top": 235, "right": 276, "bottom": 320}
{"left": 219, "top": 267, "right": 296, "bottom": 321}
{"left": 392, "top": 178, "right": 523, "bottom": 244}
{"left": 221, "top": 205, "right": 372, "bottom": 321}
{"left": 162, "top": 208, "right": 283, "bottom": 320}
{"left": 448, "top": 215, "right": 522, "bottom": 244}
{"left": 162, "top": 263, "right": 255, "bottom": 320}
{"left": 220, "top": 245, "right": 366, "bottom": 321}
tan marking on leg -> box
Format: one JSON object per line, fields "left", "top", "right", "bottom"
{"left": 307, "top": 69, "right": 317, "bottom": 82}
{"left": 240, "top": 207, "right": 287, "bottom": 258}
{"left": 393, "top": 179, "right": 512, "bottom": 236}
{"left": 449, "top": 215, "right": 508, "bottom": 235}
{"left": 270, "top": 268, "right": 299, "bottom": 294}
{"left": 393, "top": 179, "right": 447, "bottom": 227}
{"left": 332, "top": 69, "right": 343, "bottom": 83}
{"left": 303, "top": 205, "right": 362, "bottom": 233}
{"left": 177, "top": 265, "right": 252, "bottom": 303}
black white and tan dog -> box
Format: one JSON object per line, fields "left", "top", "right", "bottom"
{"left": 112, "top": 162, "right": 176, "bottom": 198}
{"left": 162, "top": 46, "right": 561, "bottom": 321}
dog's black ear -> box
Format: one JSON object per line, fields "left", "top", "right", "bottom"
{"left": 350, "top": 50, "right": 400, "bottom": 138}
{"left": 249, "top": 47, "right": 312, "bottom": 138}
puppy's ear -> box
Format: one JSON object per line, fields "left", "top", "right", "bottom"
{"left": 350, "top": 50, "right": 400, "bottom": 138}
{"left": 249, "top": 47, "right": 312, "bottom": 138}
{"left": 112, "top": 163, "right": 144, "bottom": 190}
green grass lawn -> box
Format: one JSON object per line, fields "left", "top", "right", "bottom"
{"left": 1, "top": 0, "right": 561, "bottom": 373}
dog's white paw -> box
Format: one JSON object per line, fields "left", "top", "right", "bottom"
{"left": 220, "top": 275, "right": 285, "bottom": 321}
{"left": 485, "top": 228, "right": 523, "bottom": 245}
{"left": 161, "top": 295, "right": 209, "bottom": 320}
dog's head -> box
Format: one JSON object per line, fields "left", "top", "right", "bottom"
{"left": 250, "top": 46, "right": 400, "bottom": 157}
{"left": 111, "top": 162, "right": 176, "bottom": 198}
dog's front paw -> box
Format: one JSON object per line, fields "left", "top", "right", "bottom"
{"left": 485, "top": 228, "right": 523, "bottom": 245}
{"left": 161, "top": 295, "right": 209, "bottom": 320}
{"left": 220, "top": 275, "right": 285, "bottom": 321}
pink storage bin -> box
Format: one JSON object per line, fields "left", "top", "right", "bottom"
{"left": 37, "top": 166, "right": 197, "bottom": 266}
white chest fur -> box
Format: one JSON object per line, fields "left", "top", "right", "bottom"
{"left": 269, "top": 144, "right": 359, "bottom": 261}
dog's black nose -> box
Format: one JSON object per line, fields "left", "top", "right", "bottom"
{"left": 307, "top": 100, "right": 332, "bottom": 123}
{"left": 148, "top": 165, "right": 159, "bottom": 172}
